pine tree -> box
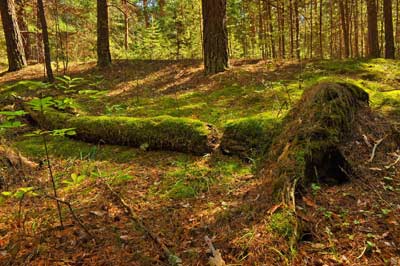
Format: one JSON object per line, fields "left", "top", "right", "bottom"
{"left": 0, "top": 0, "right": 27, "bottom": 72}
{"left": 97, "top": 0, "right": 112, "bottom": 67}
{"left": 202, "top": 0, "right": 228, "bottom": 74}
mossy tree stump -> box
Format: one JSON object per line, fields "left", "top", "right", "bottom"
{"left": 261, "top": 82, "right": 369, "bottom": 200}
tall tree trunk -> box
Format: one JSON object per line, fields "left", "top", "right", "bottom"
{"left": 366, "top": 0, "right": 380, "bottom": 57}
{"left": 0, "top": 0, "right": 26, "bottom": 72}
{"left": 15, "top": 0, "right": 30, "bottom": 61}
{"left": 122, "top": 0, "right": 129, "bottom": 50}
{"left": 354, "top": 0, "right": 360, "bottom": 57}
{"left": 202, "top": 0, "right": 228, "bottom": 74}
{"left": 37, "top": 0, "right": 54, "bottom": 82}
{"left": 310, "top": 0, "right": 313, "bottom": 58}
{"left": 258, "top": 0, "right": 266, "bottom": 59}
{"left": 143, "top": 0, "right": 149, "bottom": 27}
{"left": 339, "top": 0, "right": 350, "bottom": 58}
{"left": 289, "top": 0, "right": 294, "bottom": 59}
{"left": 384, "top": 0, "right": 395, "bottom": 58}
{"left": 265, "top": 0, "right": 276, "bottom": 58}
{"left": 97, "top": 0, "right": 112, "bottom": 68}
{"left": 295, "top": 0, "right": 300, "bottom": 59}
{"left": 319, "top": 0, "right": 323, "bottom": 58}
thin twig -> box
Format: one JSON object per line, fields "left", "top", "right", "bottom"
{"left": 362, "top": 134, "right": 372, "bottom": 148}
{"left": 104, "top": 182, "right": 182, "bottom": 266}
{"left": 368, "top": 138, "right": 384, "bottom": 163}
{"left": 40, "top": 93, "right": 63, "bottom": 229}
{"left": 40, "top": 192, "right": 97, "bottom": 242}
{"left": 385, "top": 154, "right": 400, "bottom": 169}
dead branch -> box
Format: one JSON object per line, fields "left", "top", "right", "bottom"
{"left": 385, "top": 153, "right": 400, "bottom": 169}
{"left": 40, "top": 192, "right": 97, "bottom": 242}
{"left": 368, "top": 138, "right": 384, "bottom": 163}
{"left": 104, "top": 183, "right": 182, "bottom": 266}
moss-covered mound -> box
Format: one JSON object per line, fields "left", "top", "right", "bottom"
{"left": 262, "top": 81, "right": 369, "bottom": 198}
{"left": 29, "top": 110, "right": 218, "bottom": 155}
{"left": 220, "top": 114, "right": 281, "bottom": 159}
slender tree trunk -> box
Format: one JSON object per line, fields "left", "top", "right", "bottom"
{"left": 97, "top": 0, "right": 112, "bottom": 68}
{"left": 310, "top": 0, "right": 313, "bottom": 58}
{"left": 258, "top": 0, "right": 266, "bottom": 59}
{"left": 339, "top": 0, "right": 350, "bottom": 58}
{"left": 15, "top": 0, "right": 30, "bottom": 61}
{"left": 266, "top": 0, "right": 276, "bottom": 58}
{"left": 319, "top": 0, "right": 323, "bottom": 58}
{"left": 330, "top": 0, "right": 334, "bottom": 58}
{"left": 143, "top": 0, "right": 149, "bottom": 27}
{"left": 384, "top": 0, "right": 395, "bottom": 58}
{"left": 202, "top": 0, "right": 228, "bottom": 74}
{"left": 295, "top": 0, "right": 300, "bottom": 59}
{"left": 37, "top": 0, "right": 53, "bottom": 82}
{"left": 366, "top": 0, "right": 380, "bottom": 57}
{"left": 122, "top": 0, "right": 129, "bottom": 50}
{"left": 354, "top": 0, "right": 360, "bottom": 57}
{"left": 0, "top": 0, "right": 26, "bottom": 72}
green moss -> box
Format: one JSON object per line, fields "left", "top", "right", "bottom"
{"left": 30, "top": 110, "right": 217, "bottom": 155}
{"left": 220, "top": 112, "right": 282, "bottom": 158}
{"left": 153, "top": 155, "right": 251, "bottom": 199}
{"left": 13, "top": 136, "right": 139, "bottom": 163}
{"left": 268, "top": 209, "right": 297, "bottom": 240}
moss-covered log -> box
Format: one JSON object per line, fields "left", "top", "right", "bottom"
{"left": 262, "top": 81, "right": 369, "bottom": 198}
{"left": 220, "top": 115, "right": 281, "bottom": 159}
{"left": 29, "top": 110, "right": 218, "bottom": 155}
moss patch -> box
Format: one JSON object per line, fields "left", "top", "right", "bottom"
{"left": 29, "top": 109, "right": 218, "bottom": 155}
{"left": 220, "top": 113, "right": 282, "bottom": 158}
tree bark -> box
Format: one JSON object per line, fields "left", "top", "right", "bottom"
{"left": 366, "top": 0, "right": 380, "bottom": 57}
{"left": 37, "top": 0, "right": 54, "bottom": 82}
{"left": 0, "top": 0, "right": 26, "bottom": 72}
{"left": 202, "top": 0, "right": 228, "bottom": 74}
{"left": 384, "top": 0, "right": 395, "bottom": 58}
{"left": 97, "top": 0, "right": 112, "bottom": 68}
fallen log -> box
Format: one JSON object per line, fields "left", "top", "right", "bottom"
{"left": 261, "top": 81, "right": 370, "bottom": 199}
{"left": 28, "top": 109, "right": 218, "bottom": 155}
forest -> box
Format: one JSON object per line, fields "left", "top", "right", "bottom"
{"left": 0, "top": 0, "right": 400, "bottom": 265}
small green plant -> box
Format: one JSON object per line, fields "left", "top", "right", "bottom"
{"left": 62, "top": 173, "right": 86, "bottom": 187}
{"left": 55, "top": 75, "right": 85, "bottom": 93}
{"left": 79, "top": 89, "right": 108, "bottom": 99}
{"left": 0, "top": 110, "right": 27, "bottom": 129}
{"left": 311, "top": 183, "right": 321, "bottom": 195}
{"left": 53, "top": 98, "right": 78, "bottom": 110}
{"left": 105, "top": 104, "right": 128, "bottom": 115}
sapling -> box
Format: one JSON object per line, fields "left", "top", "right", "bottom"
{"left": 27, "top": 95, "right": 76, "bottom": 229}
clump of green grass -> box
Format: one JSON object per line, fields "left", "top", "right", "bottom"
{"left": 154, "top": 155, "right": 251, "bottom": 199}
{"left": 267, "top": 209, "right": 297, "bottom": 240}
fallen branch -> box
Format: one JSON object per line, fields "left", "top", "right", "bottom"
{"left": 368, "top": 138, "right": 384, "bottom": 163}
{"left": 385, "top": 153, "right": 400, "bottom": 169}
{"left": 104, "top": 183, "right": 182, "bottom": 266}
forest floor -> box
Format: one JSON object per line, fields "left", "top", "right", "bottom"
{"left": 0, "top": 58, "right": 400, "bottom": 265}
